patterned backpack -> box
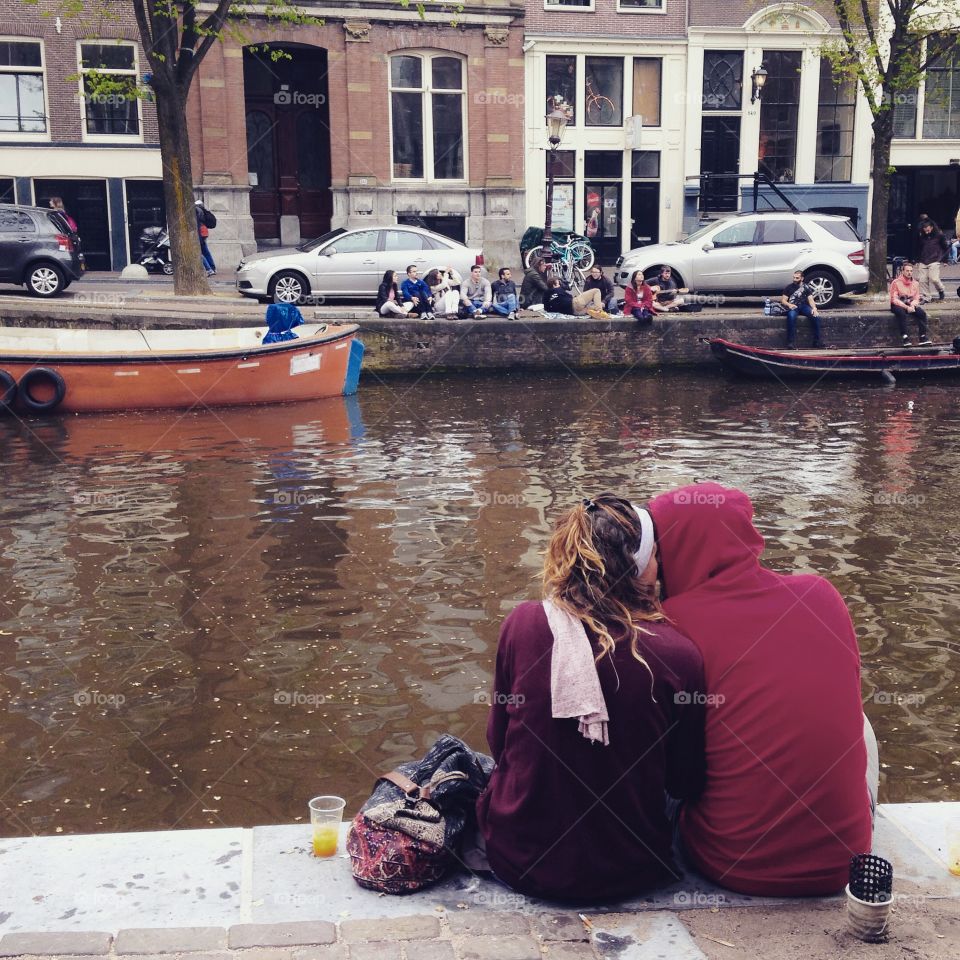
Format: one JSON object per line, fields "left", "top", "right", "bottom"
{"left": 346, "top": 735, "right": 493, "bottom": 894}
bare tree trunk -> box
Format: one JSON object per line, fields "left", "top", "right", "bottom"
{"left": 154, "top": 83, "right": 211, "bottom": 297}
{"left": 867, "top": 117, "right": 895, "bottom": 293}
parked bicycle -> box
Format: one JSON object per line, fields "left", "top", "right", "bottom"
{"left": 585, "top": 76, "right": 616, "bottom": 125}
{"left": 523, "top": 234, "right": 595, "bottom": 272}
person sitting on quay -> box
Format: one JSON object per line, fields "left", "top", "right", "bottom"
{"left": 400, "top": 264, "right": 435, "bottom": 319}
{"left": 545, "top": 277, "right": 611, "bottom": 319}
{"left": 889, "top": 262, "right": 933, "bottom": 347}
{"left": 623, "top": 270, "right": 655, "bottom": 323}
{"left": 519, "top": 256, "right": 551, "bottom": 310}
{"left": 650, "top": 265, "right": 685, "bottom": 313}
{"left": 490, "top": 267, "right": 519, "bottom": 319}
{"left": 648, "top": 483, "right": 877, "bottom": 896}
{"left": 476, "top": 493, "right": 706, "bottom": 901}
{"left": 460, "top": 264, "right": 493, "bottom": 318}
{"left": 375, "top": 270, "right": 414, "bottom": 317}
{"left": 914, "top": 216, "right": 948, "bottom": 301}
{"left": 583, "top": 265, "right": 620, "bottom": 315}
{"left": 780, "top": 270, "right": 824, "bottom": 349}
{"left": 425, "top": 266, "right": 463, "bottom": 317}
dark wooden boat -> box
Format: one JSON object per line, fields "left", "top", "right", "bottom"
{"left": 709, "top": 338, "right": 960, "bottom": 382}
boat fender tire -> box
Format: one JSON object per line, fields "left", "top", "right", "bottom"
{"left": 18, "top": 367, "right": 67, "bottom": 412}
{"left": 0, "top": 370, "right": 16, "bottom": 411}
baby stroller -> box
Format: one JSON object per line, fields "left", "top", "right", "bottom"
{"left": 138, "top": 226, "right": 172, "bottom": 275}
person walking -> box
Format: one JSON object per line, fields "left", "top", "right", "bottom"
{"left": 400, "top": 264, "right": 435, "bottom": 318}
{"left": 375, "top": 270, "right": 413, "bottom": 317}
{"left": 476, "top": 493, "right": 706, "bottom": 902}
{"left": 623, "top": 270, "right": 655, "bottom": 323}
{"left": 583, "top": 265, "right": 619, "bottom": 314}
{"left": 460, "top": 265, "right": 492, "bottom": 318}
{"left": 490, "top": 267, "right": 519, "bottom": 318}
{"left": 48, "top": 197, "right": 77, "bottom": 234}
{"left": 519, "top": 256, "right": 551, "bottom": 309}
{"left": 545, "top": 278, "right": 610, "bottom": 318}
{"left": 914, "top": 218, "right": 947, "bottom": 300}
{"left": 890, "top": 262, "right": 932, "bottom": 346}
{"left": 194, "top": 199, "right": 217, "bottom": 276}
{"left": 780, "top": 270, "right": 824, "bottom": 348}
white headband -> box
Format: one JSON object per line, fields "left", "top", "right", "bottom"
{"left": 631, "top": 504, "right": 655, "bottom": 576}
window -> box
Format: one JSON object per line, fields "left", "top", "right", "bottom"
{"left": 815, "top": 59, "right": 856, "bottom": 182}
{"left": 547, "top": 150, "right": 576, "bottom": 178}
{"left": 0, "top": 208, "right": 36, "bottom": 232}
{"left": 328, "top": 230, "right": 378, "bottom": 254}
{"left": 631, "top": 151, "right": 660, "bottom": 178}
{"left": 814, "top": 218, "right": 860, "bottom": 242}
{"left": 712, "top": 220, "right": 757, "bottom": 247}
{"left": 584, "top": 151, "right": 621, "bottom": 178}
{"left": 892, "top": 88, "right": 918, "bottom": 138}
{"left": 923, "top": 39, "right": 960, "bottom": 139}
{"left": 632, "top": 59, "right": 661, "bottom": 126}
{"left": 545, "top": 0, "right": 591, "bottom": 6}
{"left": 79, "top": 42, "right": 139, "bottom": 136}
{"left": 758, "top": 51, "right": 801, "bottom": 183}
{"left": 619, "top": 0, "right": 664, "bottom": 9}
{"left": 383, "top": 230, "right": 429, "bottom": 251}
{"left": 390, "top": 53, "right": 465, "bottom": 181}
{"left": 0, "top": 178, "right": 13, "bottom": 203}
{"left": 0, "top": 40, "right": 46, "bottom": 133}
{"left": 760, "top": 219, "right": 808, "bottom": 244}
{"left": 702, "top": 51, "right": 743, "bottom": 111}
{"left": 585, "top": 57, "right": 623, "bottom": 127}
{"left": 546, "top": 56, "right": 577, "bottom": 125}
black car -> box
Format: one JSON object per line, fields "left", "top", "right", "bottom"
{"left": 0, "top": 204, "right": 85, "bottom": 297}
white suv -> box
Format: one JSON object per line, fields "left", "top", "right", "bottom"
{"left": 614, "top": 212, "right": 868, "bottom": 308}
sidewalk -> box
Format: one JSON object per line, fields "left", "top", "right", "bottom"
{"left": 0, "top": 803, "right": 957, "bottom": 959}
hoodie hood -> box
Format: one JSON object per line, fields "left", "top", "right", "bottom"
{"left": 648, "top": 483, "right": 764, "bottom": 598}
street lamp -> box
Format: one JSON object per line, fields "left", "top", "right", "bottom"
{"left": 750, "top": 64, "right": 768, "bottom": 104}
{"left": 542, "top": 107, "right": 569, "bottom": 270}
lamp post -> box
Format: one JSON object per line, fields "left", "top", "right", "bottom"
{"left": 750, "top": 64, "right": 768, "bottom": 104}
{"left": 541, "top": 107, "right": 569, "bottom": 270}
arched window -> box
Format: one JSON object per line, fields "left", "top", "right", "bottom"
{"left": 389, "top": 52, "right": 465, "bottom": 182}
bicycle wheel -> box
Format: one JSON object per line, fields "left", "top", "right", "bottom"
{"left": 524, "top": 245, "right": 544, "bottom": 269}
{"left": 587, "top": 97, "right": 615, "bottom": 125}
{"left": 570, "top": 266, "right": 586, "bottom": 294}
{"left": 568, "top": 240, "right": 595, "bottom": 271}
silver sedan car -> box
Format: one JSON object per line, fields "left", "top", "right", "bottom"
{"left": 236, "top": 225, "right": 485, "bottom": 303}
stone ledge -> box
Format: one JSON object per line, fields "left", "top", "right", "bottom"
{"left": 114, "top": 930, "right": 226, "bottom": 955}
{"left": 0, "top": 932, "right": 113, "bottom": 957}
{"left": 339, "top": 917, "right": 441, "bottom": 942}
{"left": 227, "top": 924, "right": 335, "bottom": 950}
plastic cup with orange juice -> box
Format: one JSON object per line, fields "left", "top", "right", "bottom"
{"left": 947, "top": 818, "right": 960, "bottom": 877}
{"left": 309, "top": 796, "right": 346, "bottom": 857}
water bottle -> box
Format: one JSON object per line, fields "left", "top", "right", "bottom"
{"left": 764, "top": 297, "right": 771, "bottom": 316}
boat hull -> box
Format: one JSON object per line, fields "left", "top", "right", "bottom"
{"left": 709, "top": 338, "right": 960, "bottom": 380}
{"left": 0, "top": 323, "right": 362, "bottom": 414}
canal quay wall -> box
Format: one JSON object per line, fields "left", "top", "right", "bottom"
{"left": 0, "top": 802, "right": 957, "bottom": 959}
{"left": 2, "top": 299, "right": 960, "bottom": 374}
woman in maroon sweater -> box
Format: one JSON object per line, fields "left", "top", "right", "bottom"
{"left": 476, "top": 493, "right": 706, "bottom": 902}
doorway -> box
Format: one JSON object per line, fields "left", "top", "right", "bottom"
{"left": 700, "top": 117, "right": 741, "bottom": 214}
{"left": 243, "top": 45, "right": 332, "bottom": 243}
{"left": 888, "top": 165, "right": 960, "bottom": 258}
{"left": 584, "top": 183, "right": 621, "bottom": 263}
{"left": 124, "top": 180, "right": 165, "bottom": 264}
{"left": 33, "top": 178, "right": 110, "bottom": 270}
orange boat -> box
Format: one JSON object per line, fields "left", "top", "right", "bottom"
{"left": 0, "top": 322, "right": 363, "bottom": 414}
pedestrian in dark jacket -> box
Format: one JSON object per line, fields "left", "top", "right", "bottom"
{"left": 914, "top": 218, "right": 948, "bottom": 301}
{"left": 520, "top": 257, "right": 551, "bottom": 308}
{"left": 375, "top": 270, "right": 411, "bottom": 316}
{"left": 583, "top": 265, "right": 619, "bottom": 314}
{"left": 476, "top": 492, "right": 706, "bottom": 902}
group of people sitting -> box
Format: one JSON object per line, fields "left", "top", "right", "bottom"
{"left": 473, "top": 485, "right": 877, "bottom": 902}
{"left": 375, "top": 260, "right": 685, "bottom": 321}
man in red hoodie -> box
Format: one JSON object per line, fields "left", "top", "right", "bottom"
{"left": 648, "top": 483, "right": 875, "bottom": 896}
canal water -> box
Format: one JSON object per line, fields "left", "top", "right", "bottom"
{"left": 1, "top": 370, "right": 958, "bottom": 837}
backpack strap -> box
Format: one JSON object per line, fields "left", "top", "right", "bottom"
{"left": 379, "top": 769, "right": 468, "bottom": 803}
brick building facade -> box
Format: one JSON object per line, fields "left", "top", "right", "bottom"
{"left": 0, "top": 0, "right": 163, "bottom": 270}
{"left": 187, "top": 1, "right": 526, "bottom": 271}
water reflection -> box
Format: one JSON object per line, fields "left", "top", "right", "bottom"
{"left": 0, "top": 373, "right": 958, "bottom": 837}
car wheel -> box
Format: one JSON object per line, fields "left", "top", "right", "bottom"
{"left": 805, "top": 269, "right": 841, "bottom": 309}
{"left": 26, "top": 263, "right": 65, "bottom": 298}
{"left": 269, "top": 270, "right": 309, "bottom": 304}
